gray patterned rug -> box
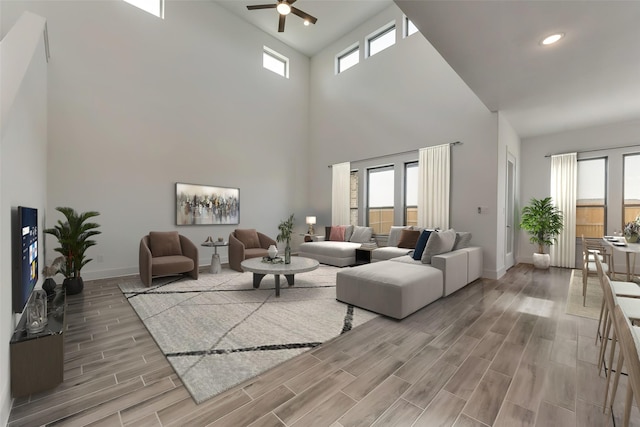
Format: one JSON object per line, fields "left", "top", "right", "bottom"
{"left": 119, "top": 265, "right": 378, "bottom": 404}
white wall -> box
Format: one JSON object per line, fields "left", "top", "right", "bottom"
{"left": 308, "top": 5, "right": 501, "bottom": 277}
{"left": 519, "top": 118, "right": 640, "bottom": 265}
{"left": 1, "top": 1, "right": 311, "bottom": 279}
{"left": 0, "top": 11, "right": 48, "bottom": 425}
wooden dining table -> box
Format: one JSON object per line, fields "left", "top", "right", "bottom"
{"left": 603, "top": 237, "right": 640, "bottom": 282}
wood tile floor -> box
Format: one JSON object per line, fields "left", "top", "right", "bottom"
{"left": 8, "top": 263, "right": 640, "bottom": 426}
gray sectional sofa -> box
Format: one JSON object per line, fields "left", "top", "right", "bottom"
{"left": 336, "top": 228, "right": 483, "bottom": 319}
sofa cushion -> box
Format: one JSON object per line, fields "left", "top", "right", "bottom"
{"left": 372, "top": 247, "right": 412, "bottom": 262}
{"left": 387, "top": 226, "right": 409, "bottom": 247}
{"left": 350, "top": 226, "right": 373, "bottom": 243}
{"left": 397, "top": 229, "right": 420, "bottom": 249}
{"left": 152, "top": 255, "right": 193, "bottom": 276}
{"left": 453, "top": 232, "right": 473, "bottom": 251}
{"left": 336, "top": 261, "right": 443, "bottom": 319}
{"left": 412, "top": 230, "right": 433, "bottom": 260}
{"left": 422, "top": 229, "right": 456, "bottom": 264}
{"left": 329, "top": 226, "right": 346, "bottom": 241}
{"left": 235, "top": 229, "right": 261, "bottom": 249}
{"left": 149, "top": 231, "right": 182, "bottom": 257}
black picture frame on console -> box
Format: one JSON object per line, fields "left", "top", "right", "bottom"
{"left": 175, "top": 182, "right": 240, "bottom": 225}
{"left": 12, "top": 206, "right": 39, "bottom": 313}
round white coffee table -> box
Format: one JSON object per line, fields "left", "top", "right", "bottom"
{"left": 240, "top": 256, "right": 319, "bottom": 297}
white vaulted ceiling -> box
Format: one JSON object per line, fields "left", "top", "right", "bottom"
{"left": 214, "top": 0, "right": 640, "bottom": 139}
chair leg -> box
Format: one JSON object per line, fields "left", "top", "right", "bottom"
{"left": 597, "top": 299, "right": 606, "bottom": 345}
{"left": 609, "top": 350, "right": 625, "bottom": 414}
{"left": 583, "top": 272, "right": 589, "bottom": 306}
{"left": 602, "top": 329, "right": 618, "bottom": 412}
{"left": 599, "top": 314, "right": 612, "bottom": 374}
{"left": 624, "top": 380, "right": 633, "bottom": 427}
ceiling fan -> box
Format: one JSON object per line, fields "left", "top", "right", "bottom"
{"left": 247, "top": 0, "right": 318, "bottom": 33}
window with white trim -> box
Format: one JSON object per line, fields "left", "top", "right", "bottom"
{"left": 405, "top": 162, "right": 418, "bottom": 226}
{"left": 404, "top": 17, "right": 418, "bottom": 37}
{"left": 367, "top": 24, "right": 396, "bottom": 58}
{"left": 123, "top": 0, "right": 164, "bottom": 18}
{"left": 623, "top": 153, "right": 640, "bottom": 226}
{"left": 337, "top": 45, "right": 359, "bottom": 74}
{"left": 577, "top": 157, "right": 607, "bottom": 238}
{"left": 368, "top": 166, "right": 395, "bottom": 234}
{"left": 263, "top": 47, "right": 289, "bottom": 78}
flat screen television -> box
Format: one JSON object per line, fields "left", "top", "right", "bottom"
{"left": 12, "top": 206, "right": 39, "bottom": 313}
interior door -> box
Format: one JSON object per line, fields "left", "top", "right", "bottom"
{"left": 505, "top": 153, "right": 516, "bottom": 269}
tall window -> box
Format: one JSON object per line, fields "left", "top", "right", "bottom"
{"left": 405, "top": 162, "right": 418, "bottom": 226}
{"left": 368, "top": 166, "right": 394, "bottom": 234}
{"left": 350, "top": 170, "right": 359, "bottom": 226}
{"left": 337, "top": 45, "right": 359, "bottom": 74}
{"left": 624, "top": 154, "right": 640, "bottom": 226}
{"left": 576, "top": 158, "right": 607, "bottom": 238}
{"left": 263, "top": 47, "right": 289, "bottom": 78}
{"left": 367, "top": 24, "right": 396, "bottom": 58}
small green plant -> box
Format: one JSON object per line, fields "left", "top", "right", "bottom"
{"left": 520, "top": 197, "right": 564, "bottom": 254}
{"left": 276, "top": 213, "right": 295, "bottom": 246}
{"left": 44, "top": 207, "right": 101, "bottom": 279}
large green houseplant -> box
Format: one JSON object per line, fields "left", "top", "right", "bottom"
{"left": 276, "top": 213, "right": 295, "bottom": 264}
{"left": 44, "top": 207, "right": 101, "bottom": 294}
{"left": 520, "top": 196, "right": 564, "bottom": 269}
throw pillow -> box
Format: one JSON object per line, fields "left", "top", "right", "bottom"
{"left": 149, "top": 231, "right": 182, "bottom": 257}
{"left": 387, "top": 226, "right": 408, "bottom": 247}
{"left": 412, "top": 230, "right": 433, "bottom": 261}
{"left": 397, "top": 229, "right": 420, "bottom": 249}
{"left": 453, "top": 232, "right": 472, "bottom": 251}
{"left": 235, "top": 228, "right": 260, "bottom": 249}
{"left": 422, "top": 228, "right": 457, "bottom": 264}
{"left": 344, "top": 225, "right": 354, "bottom": 242}
{"left": 329, "top": 226, "right": 346, "bottom": 241}
{"left": 350, "top": 226, "right": 373, "bottom": 243}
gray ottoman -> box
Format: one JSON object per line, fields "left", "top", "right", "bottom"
{"left": 336, "top": 261, "right": 443, "bottom": 319}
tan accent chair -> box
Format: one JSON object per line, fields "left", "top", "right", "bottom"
{"left": 139, "top": 231, "right": 199, "bottom": 286}
{"left": 229, "top": 229, "right": 277, "bottom": 272}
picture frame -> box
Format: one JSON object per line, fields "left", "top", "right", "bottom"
{"left": 176, "top": 183, "right": 240, "bottom": 225}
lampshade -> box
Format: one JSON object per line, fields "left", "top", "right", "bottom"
{"left": 276, "top": 1, "right": 291, "bottom": 15}
{"left": 306, "top": 216, "right": 316, "bottom": 225}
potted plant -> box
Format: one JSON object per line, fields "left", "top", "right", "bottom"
{"left": 44, "top": 207, "right": 101, "bottom": 295}
{"left": 520, "top": 196, "right": 564, "bottom": 269}
{"left": 276, "top": 213, "right": 295, "bottom": 264}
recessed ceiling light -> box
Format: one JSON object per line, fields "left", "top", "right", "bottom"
{"left": 541, "top": 33, "right": 564, "bottom": 46}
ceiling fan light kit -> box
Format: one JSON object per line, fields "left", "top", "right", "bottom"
{"left": 247, "top": 0, "right": 317, "bottom": 32}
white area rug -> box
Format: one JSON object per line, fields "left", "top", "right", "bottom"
{"left": 119, "top": 265, "right": 378, "bottom": 404}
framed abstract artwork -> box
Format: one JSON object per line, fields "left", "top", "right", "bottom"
{"left": 176, "top": 183, "right": 240, "bottom": 225}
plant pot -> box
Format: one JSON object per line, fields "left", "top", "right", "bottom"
{"left": 626, "top": 234, "right": 639, "bottom": 243}
{"left": 532, "top": 253, "right": 551, "bottom": 269}
{"left": 63, "top": 277, "right": 84, "bottom": 295}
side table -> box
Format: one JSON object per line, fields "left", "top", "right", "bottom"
{"left": 355, "top": 247, "right": 375, "bottom": 265}
{"left": 201, "top": 241, "right": 228, "bottom": 273}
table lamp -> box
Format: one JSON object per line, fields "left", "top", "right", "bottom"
{"left": 306, "top": 216, "right": 316, "bottom": 235}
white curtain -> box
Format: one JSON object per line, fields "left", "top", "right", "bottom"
{"left": 331, "top": 162, "right": 351, "bottom": 225}
{"left": 550, "top": 153, "right": 577, "bottom": 268}
{"left": 418, "top": 144, "right": 450, "bottom": 229}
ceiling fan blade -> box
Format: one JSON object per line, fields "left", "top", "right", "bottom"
{"left": 289, "top": 0, "right": 298, "bottom": 5}
{"left": 278, "top": 14, "right": 286, "bottom": 32}
{"left": 247, "top": 4, "right": 276, "bottom": 10}
{"left": 291, "top": 7, "right": 317, "bottom": 24}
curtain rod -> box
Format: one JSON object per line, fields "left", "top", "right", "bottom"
{"left": 328, "top": 141, "right": 462, "bottom": 167}
{"left": 545, "top": 142, "right": 640, "bottom": 158}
